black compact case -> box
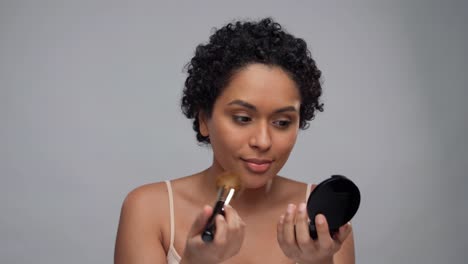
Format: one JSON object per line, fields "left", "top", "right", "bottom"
{"left": 307, "top": 175, "right": 361, "bottom": 239}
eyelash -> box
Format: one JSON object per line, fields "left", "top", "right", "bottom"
{"left": 232, "top": 115, "right": 252, "bottom": 124}
{"left": 232, "top": 115, "right": 292, "bottom": 129}
{"left": 273, "top": 120, "right": 292, "bottom": 129}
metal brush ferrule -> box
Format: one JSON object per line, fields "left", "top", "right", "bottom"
{"left": 216, "top": 186, "right": 235, "bottom": 203}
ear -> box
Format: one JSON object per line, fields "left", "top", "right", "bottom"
{"left": 198, "top": 111, "right": 209, "bottom": 137}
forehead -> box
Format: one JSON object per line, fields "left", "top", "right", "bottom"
{"left": 217, "top": 64, "right": 301, "bottom": 107}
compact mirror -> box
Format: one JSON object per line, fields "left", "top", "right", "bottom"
{"left": 307, "top": 175, "right": 360, "bottom": 239}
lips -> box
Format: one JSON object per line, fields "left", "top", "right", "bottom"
{"left": 241, "top": 158, "right": 273, "bottom": 173}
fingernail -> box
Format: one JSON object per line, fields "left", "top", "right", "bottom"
{"left": 279, "top": 214, "right": 285, "bottom": 224}
{"left": 316, "top": 214, "right": 325, "bottom": 225}
{"left": 298, "top": 203, "right": 306, "bottom": 213}
{"left": 287, "top": 204, "right": 295, "bottom": 214}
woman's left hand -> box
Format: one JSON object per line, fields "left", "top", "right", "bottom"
{"left": 277, "top": 203, "right": 352, "bottom": 264}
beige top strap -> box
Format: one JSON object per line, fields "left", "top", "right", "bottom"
{"left": 165, "top": 180, "right": 175, "bottom": 247}
{"left": 306, "top": 183, "right": 312, "bottom": 201}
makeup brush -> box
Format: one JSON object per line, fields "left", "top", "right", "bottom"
{"left": 201, "top": 171, "right": 242, "bottom": 242}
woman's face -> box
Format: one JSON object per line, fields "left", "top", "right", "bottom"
{"left": 200, "top": 63, "right": 301, "bottom": 189}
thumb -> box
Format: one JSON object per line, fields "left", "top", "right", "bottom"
{"left": 188, "top": 205, "right": 213, "bottom": 237}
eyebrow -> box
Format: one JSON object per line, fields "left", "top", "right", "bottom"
{"left": 227, "top": 99, "right": 298, "bottom": 114}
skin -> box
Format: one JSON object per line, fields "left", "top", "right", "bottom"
{"left": 114, "top": 63, "right": 355, "bottom": 264}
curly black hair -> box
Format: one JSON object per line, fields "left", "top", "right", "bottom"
{"left": 181, "top": 17, "right": 324, "bottom": 144}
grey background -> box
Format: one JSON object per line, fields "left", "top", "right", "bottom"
{"left": 1, "top": 0, "right": 467, "bottom": 263}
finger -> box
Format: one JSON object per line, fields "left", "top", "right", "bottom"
{"left": 294, "top": 203, "right": 313, "bottom": 251}
{"left": 335, "top": 222, "right": 352, "bottom": 244}
{"left": 282, "top": 204, "right": 302, "bottom": 258}
{"left": 214, "top": 213, "right": 227, "bottom": 245}
{"left": 224, "top": 204, "right": 245, "bottom": 243}
{"left": 283, "top": 204, "right": 297, "bottom": 245}
{"left": 277, "top": 214, "right": 286, "bottom": 244}
{"left": 224, "top": 204, "right": 246, "bottom": 261}
{"left": 189, "top": 205, "right": 213, "bottom": 237}
{"left": 223, "top": 204, "right": 240, "bottom": 228}
{"left": 315, "top": 214, "right": 334, "bottom": 252}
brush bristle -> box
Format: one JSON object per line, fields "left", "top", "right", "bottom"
{"left": 216, "top": 171, "right": 242, "bottom": 191}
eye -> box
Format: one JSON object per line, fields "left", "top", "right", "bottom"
{"left": 273, "top": 119, "right": 292, "bottom": 129}
{"left": 232, "top": 115, "right": 252, "bottom": 124}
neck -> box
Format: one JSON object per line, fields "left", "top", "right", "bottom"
{"left": 232, "top": 179, "right": 276, "bottom": 210}
{"left": 198, "top": 168, "right": 220, "bottom": 203}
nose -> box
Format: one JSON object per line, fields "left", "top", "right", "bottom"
{"left": 249, "top": 121, "right": 272, "bottom": 152}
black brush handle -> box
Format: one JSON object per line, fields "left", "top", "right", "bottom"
{"left": 201, "top": 200, "right": 226, "bottom": 242}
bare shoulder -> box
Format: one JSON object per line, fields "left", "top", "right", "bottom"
{"left": 273, "top": 176, "right": 311, "bottom": 202}
{"left": 119, "top": 182, "right": 165, "bottom": 220}
{"left": 118, "top": 181, "right": 171, "bottom": 240}
{"left": 114, "top": 182, "right": 171, "bottom": 263}
{"left": 122, "top": 182, "right": 169, "bottom": 214}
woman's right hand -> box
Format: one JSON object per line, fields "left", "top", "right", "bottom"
{"left": 180, "top": 204, "right": 246, "bottom": 264}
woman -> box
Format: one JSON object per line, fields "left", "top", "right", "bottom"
{"left": 114, "top": 18, "right": 355, "bottom": 264}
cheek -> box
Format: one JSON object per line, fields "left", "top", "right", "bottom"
{"left": 276, "top": 131, "right": 298, "bottom": 156}
{"left": 208, "top": 119, "right": 242, "bottom": 154}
